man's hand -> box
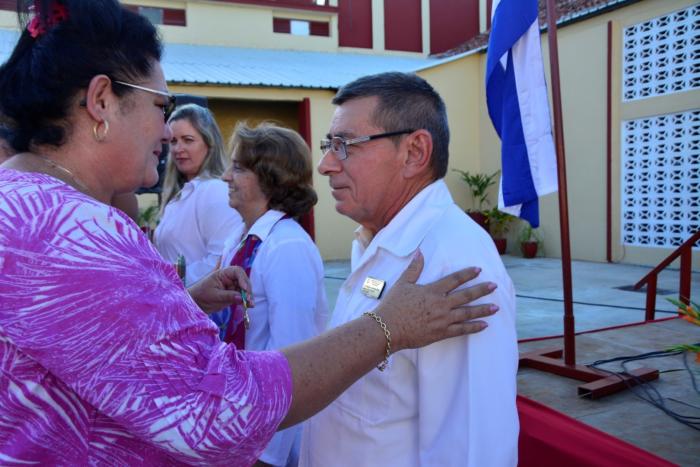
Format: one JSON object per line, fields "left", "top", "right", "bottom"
{"left": 187, "top": 266, "right": 254, "bottom": 313}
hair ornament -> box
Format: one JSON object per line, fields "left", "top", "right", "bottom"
{"left": 28, "top": 1, "right": 69, "bottom": 39}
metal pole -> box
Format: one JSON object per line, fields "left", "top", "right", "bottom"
{"left": 545, "top": 0, "right": 576, "bottom": 365}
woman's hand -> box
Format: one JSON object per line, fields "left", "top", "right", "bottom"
{"left": 279, "top": 250, "right": 498, "bottom": 429}
{"left": 376, "top": 250, "right": 497, "bottom": 352}
{"left": 188, "top": 266, "right": 254, "bottom": 313}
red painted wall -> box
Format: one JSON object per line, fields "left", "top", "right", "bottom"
{"left": 384, "top": 0, "right": 422, "bottom": 52}
{"left": 338, "top": 0, "right": 373, "bottom": 48}
{"left": 430, "top": 0, "right": 479, "bottom": 54}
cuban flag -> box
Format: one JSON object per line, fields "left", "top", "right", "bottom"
{"left": 485, "top": 0, "right": 558, "bottom": 228}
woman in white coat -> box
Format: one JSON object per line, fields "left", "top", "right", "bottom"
{"left": 218, "top": 123, "right": 328, "bottom": 467}
{"left": 154, "top": 104, "right": 242, "bottom": 285}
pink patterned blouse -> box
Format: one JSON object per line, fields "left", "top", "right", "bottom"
{"left": 0, "top": 170, "right": 293, "bottom": 466}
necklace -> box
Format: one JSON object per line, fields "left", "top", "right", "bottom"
{"left": 23, "top": 153, "right": 95, "bottom": 198}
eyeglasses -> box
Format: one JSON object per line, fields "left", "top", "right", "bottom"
{"left": 320, "top": 129, "right": 415, "bottom": 161}
{"left": 113, "top": 80, "right": 176, "bottom": 122}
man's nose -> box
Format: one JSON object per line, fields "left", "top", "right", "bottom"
{"left": 318, "top": 150, "right": 341, "bottom": 175}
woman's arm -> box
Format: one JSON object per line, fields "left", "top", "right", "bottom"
{"left": 279, "top": 252, "right": 497, "bottom": 428}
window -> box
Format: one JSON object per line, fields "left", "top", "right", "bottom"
{"left": 621, "top": 110, "right": 700, "bottom": 248}
{"left": 273, "top": 18, "right": 329, "bottom": 36}
{"left": 139, "top": 7, "right": 163, "bottom": 25}
{"left": 123, "top": 5, "right": 187, "bottom": 27}
{"left": 623, "top": 5, "right": 699, "bottom": 101}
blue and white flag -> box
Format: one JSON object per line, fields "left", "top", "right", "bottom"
{"left": 485, "top": 0, "right": 558, "bottom": 228}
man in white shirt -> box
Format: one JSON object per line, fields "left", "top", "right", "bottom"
{"left": 300, "top": 72, "right": 518, "bottom": 466}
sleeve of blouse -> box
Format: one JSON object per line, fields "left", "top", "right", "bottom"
{"left": 261, "top": 234, "right": 325, "bottom": 352}
{"left": 0, "top": 198, "right": 292, "bottom": 466}
{"left": 255, "top": 231, "right": 326, "bottom": 466}
{"left": 187, "top": 180, "right": 243, "bottom": 285}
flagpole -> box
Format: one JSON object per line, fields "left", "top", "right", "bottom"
{"left": 544, "top": 0, "right": 575, "bottom": 365}
{"left": 518, "top": 0, "right": 659, "bottom": 397}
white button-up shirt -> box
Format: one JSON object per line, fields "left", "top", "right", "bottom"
{"left": 154, "top": 177, "right": 242, "bottom": 285}
{"left": 222, "top": 209, "right": 328, "bottom": 466}
{"left": 300, "top": 180, "right": 518, "bottom": 467}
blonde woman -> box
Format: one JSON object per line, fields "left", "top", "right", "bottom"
{"left": 154, "top": 103, "right": 242, "bottom": 285}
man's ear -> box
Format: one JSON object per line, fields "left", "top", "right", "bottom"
{"left": 402, "top": 129, "right": 433, "bottom": 179}
{"left": 83, "top": 74, "right": 115, "bottom": 122}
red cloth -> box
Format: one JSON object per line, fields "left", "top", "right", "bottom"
{"left": 517, "top": 395, "right": 677, "bottom": 466}
{"left": 225, "top": 234, "right": 262, "bottom": 348}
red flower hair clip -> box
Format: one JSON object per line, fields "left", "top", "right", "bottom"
{"left": 28, "top": 1, "right": 69, "bottom": 39}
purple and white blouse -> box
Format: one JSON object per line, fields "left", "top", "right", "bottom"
{"left": 0, "top": 169, "right": 292, "bottom": 466}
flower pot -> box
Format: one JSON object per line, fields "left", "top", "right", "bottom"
{"left": 521, "top": 241, "right": 538, "bottom": 258}
{"left": 493, "top": 237, "right": 507, "bottom": 255}
{"left": 468, "top": 211, "right": 489, "bottom": 232}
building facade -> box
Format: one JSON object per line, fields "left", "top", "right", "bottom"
{"left": 0, "top": 0, "right": 697, "bottom": 268}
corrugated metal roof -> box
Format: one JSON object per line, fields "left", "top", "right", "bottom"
{"left": 162, "top": 43, "right": 439, "bottom": 89}
{"left": 0, "top": 28, "right": 439, "bottom": 90}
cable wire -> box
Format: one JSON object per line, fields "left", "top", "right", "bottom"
{"left": 587, "top": 345, "right": 700, "bottom": 431}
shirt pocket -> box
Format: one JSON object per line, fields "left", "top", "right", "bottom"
{"left": 334, "top": 365, "right": 397, "bottom": 424}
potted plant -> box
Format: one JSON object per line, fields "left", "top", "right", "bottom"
{"left": 453, "top": 169, "right": 499, "bottom": 231}
{"left": 486, "top": 207, "right": 515, "bottom": 254}
{"left": 518, "top": 223, "right": 542, "bottom": 258}
{"left": 138, "top": 204, "right": 159, "bottom": 240}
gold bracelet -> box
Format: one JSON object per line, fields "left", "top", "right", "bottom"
{"left": 363, "top": 311, "right": 391, "bottom": 371}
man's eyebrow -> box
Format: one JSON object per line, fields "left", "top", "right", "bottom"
{"left": 327, "top": 131, "right": 354, "bottom": 139}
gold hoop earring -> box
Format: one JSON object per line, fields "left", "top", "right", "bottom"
{"left": 93, "top": 120, "right": 109, "bottom": 142}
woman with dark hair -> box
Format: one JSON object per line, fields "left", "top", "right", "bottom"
{"left": 0, "top": 125, "right": 14, "bottom": 163}
{"left": 217, "top": 123, "right": 327, "bottom": 466}
{"left": 155, "top": 104, "right": 242, "bottom": 285}
{"left": 0, "top": 1, "right": 498, "bottom": 465}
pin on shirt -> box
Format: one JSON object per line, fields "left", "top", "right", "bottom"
{"left": 361, "top": 277, "right": 386, "bottom": 299}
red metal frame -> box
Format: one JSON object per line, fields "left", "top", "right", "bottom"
{"left": 297, "top": 97, "right": 316, "bottom": 241}
{"left": 545, "top": 0, "right": 576, "bottom": 366}
{"left": 606, "top": 20, "right": 613, "bottom": 263}
{"left": 634, "top": 229, "right": 700, "bottom": 319}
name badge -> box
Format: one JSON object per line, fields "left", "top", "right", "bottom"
{"left": 362, "top": 277, "right": 386, "bottom": 300}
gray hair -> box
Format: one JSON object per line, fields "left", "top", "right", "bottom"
{"left": 333, "top": 72, "right": 450, "bottom": 180}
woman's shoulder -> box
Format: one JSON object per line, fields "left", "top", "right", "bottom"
{"left": 195, "top": 177, "right": 228, "bottom": 192}
{"left": 1, "top": 169, "right": 158, "bottom": 262}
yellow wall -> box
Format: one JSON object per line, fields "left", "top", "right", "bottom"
{"left": 417, "top": 54, "right": 485, "bottom": 211}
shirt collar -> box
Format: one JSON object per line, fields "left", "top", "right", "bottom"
{"left": 247, "top": 209, "right": 286, "bottom": 243}
{"left": 176, "top": 176, "right": 206, "bottom": 201}
{"left": 353, "top": 179, "right": 453, "bottom": 266}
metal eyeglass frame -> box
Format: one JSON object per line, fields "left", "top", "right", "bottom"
{"left": 320, "top": 129, "right": 415, "bottom": 160}
{"left": 112, "top": 80, "right": 177, "bottom": 122}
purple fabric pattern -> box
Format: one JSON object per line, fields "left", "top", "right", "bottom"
{"left": 0, "top": 170, "right": 292, "bottom": 466}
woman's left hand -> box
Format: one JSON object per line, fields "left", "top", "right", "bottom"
{"left": 188, "top": 266, "right": 254, "bottom": 313}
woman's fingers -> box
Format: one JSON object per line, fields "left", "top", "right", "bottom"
{"left": 447, "top": 281, "right": 497, "bottom": 308}
{"left": 218, "top": 266, "right": 254, "bottom": 305}
{"left": 429, "top": 266, "right": 483, "bottom": 295}
{"left": 394, "top": 250, "right": 424, "bottom": 285}
{"left": 444, "top": 303, "right": 499, "bottom": 337}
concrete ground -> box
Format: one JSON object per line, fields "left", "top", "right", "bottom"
{"left": 323, "top": 255, "right": 700, "bottom": 466}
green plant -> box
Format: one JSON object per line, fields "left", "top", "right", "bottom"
{"left": 138, "top": 204, "right": 159, "bottom": 229}
{"left": 518, "top": 223, "right": 542, "bottom": 244}
{"left": 665, "top": 298, "right": 700, "bottom": 363}
{"left": 486, "top": 207, "right": 515, "bottom": 238}
{"left": 452, "top": 169, "right": 499, "bottom": 212}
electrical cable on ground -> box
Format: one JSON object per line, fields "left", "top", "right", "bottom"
{"left": 587, "top": 346, "right": 700, "bottom": 431}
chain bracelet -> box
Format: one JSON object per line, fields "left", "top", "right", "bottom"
{"left": 363, "top": 311, "right": 391, "bottom": 371}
